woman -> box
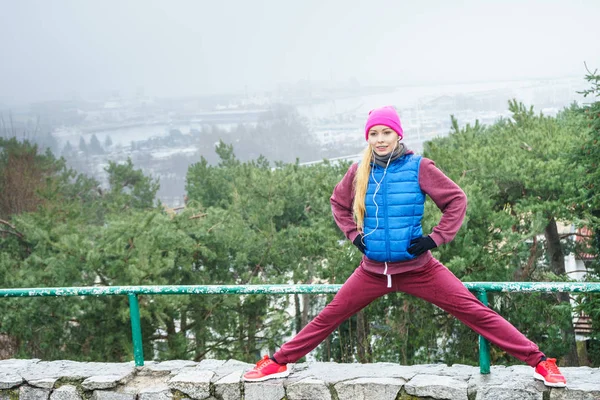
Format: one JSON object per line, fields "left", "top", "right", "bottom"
{"left": 243, "top": 106, "right": 566, "bottom": 388}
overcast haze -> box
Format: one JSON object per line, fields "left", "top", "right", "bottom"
{"left": 1, "top": 0, "right": 599, "bottom": 106}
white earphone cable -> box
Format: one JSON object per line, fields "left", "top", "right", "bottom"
{"left": 362, "top": 140, "right": 399, "bottom": 244}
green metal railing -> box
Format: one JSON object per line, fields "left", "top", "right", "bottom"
{"left": 1, "top": 282, "right": 599, "bottom": 373}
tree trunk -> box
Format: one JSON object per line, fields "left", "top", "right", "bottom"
{"left": 294, "top": 294, "right": 302, "bottom": 334}
{"left": 544, "top": 217, "right": 579, "bottom": 366}
{"left": 165, "top": 317, "right": 177, "bottom": 356}
{"left": 247, "top": 298, "right": 265, "bottom": 359}
{"left": 301, "top": 293, "right": 310, "bottom": 328}
{"left": 0, "top": 334, "right": 17, "bottom": 360}
{"left": 356, "top": 310, "right": 372, "bottom": 363}
{"left": 545, "top": 217, "right": 565, "bottom": 276}
{"left": 513, "top": 236, "right": 539, "bottom": 281}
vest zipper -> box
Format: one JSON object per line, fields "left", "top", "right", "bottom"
{"left": 383, "top": 170, "right": 391, "bottom": 261}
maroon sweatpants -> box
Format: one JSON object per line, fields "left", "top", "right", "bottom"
{"left": 273, "top": 258, "right": 544, "bottom": 367}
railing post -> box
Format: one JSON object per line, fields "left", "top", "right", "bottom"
{"left": 477, "top": 290, "right": 491, "bottom": 374}
{"left": 128, "top": 293, "right": 144, "bottom": 366}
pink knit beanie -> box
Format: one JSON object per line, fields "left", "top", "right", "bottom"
{"left": 364, "top": 106, "right": 403, "bottom": 141}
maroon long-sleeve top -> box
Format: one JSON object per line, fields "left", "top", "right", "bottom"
{"left": 330, "top": 153, "right": 468, "bottom": 275}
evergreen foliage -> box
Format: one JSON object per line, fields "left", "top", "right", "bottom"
{"left": 0, "top": 78, "right": 599, "bottom": 367}
{"left": 571, "top": 67, "right": 600, "bottom": 364}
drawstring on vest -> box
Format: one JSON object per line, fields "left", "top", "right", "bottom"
{"left": 384, "top": 262, "right": 391, "bottom": 288}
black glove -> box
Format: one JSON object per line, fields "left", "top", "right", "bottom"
{"left": 407, "top": 236, "right": 437, "bottom": 256}
{"left": 352, "top": 233, "right": 366, "bottom": 254}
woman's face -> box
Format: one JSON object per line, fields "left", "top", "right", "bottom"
{"left": 367, "top": 125, "right": 399, "bottom": 156}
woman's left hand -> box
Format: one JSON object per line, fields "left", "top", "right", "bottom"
{"left": 407, "top": 236, "right": 437, "bottom": 256}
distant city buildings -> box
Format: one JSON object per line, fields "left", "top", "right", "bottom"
{"left": 1, "top": 76, "right": 588, "bottom": 208}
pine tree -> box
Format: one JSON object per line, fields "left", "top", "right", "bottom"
{"left": 570, "top": 66, "right": 600, "bottom": 367}
{"left": 88, "top": 134, "right": 104, "bottom": 155}
{"left": 104, "top": 135, "right": 113, "bottom": 148}
{"left": 62, "top": 141, "right": 73, "bottom": 157}
{"left": 105, "top": 158, "right": 159, "bottom": 209}
{"left": 78, "top": 136, "right": 88, "bottom": 154}
{"left": 576, "top": 67, "right": 600, "bottom": 256}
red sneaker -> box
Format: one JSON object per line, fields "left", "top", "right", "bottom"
{"left": 534, "top": 358, "right": 567, "bottom": 388}
{"left": 243, "top": 355, "right": 289, "bottom": 382}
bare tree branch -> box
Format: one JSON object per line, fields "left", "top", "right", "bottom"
{"left": 559, "top": 233, "right": 594, "bottom": 239}
{"left": 189, "top": 212, "right": 207, "bottom": 220}
{"left": 0, "top": 219, "right": 24, "bottom": 238}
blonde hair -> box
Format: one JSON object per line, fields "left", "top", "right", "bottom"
{"left": 352, "top": 145, "right": 374, "bottom": 232}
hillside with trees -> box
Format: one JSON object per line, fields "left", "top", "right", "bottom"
{"left": 0, "top": 73, "right": 598, "bottom": 367}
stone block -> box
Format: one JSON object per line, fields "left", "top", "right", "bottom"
{"left": 138, "top": 385, "right": 173, "bottom": 400}
{"left": 469, "top": 366, "right": 546, "bottom": 399}
{"left": 244, "top": 381, "right": 285, "bottom": 400}
{"left": 82, "top": 375, "right": 123, "bottom": 390}
{"left": 547, "top": 366, "right": 600, "bottom": 400}
{"left": 335, "top": 377, "right": 404, "bottom": 400}
{"left": 214, "top": 370, "right": 243, "bottom": 400}
{"left": 50, "top": 385, "right": 83, "bottom": 400}
{"left": 168, "top": 369, "right": 214, "bottom": 399}
{"left": 30, "top": 377, "right": 59, "bottom": 389}
{"left": 475, "top": 386, "right": 544, "bottom": 400}
{"left": 405, "top": 373, "right": 468, "bottom": 400}
{"left": 90, "top": 391, "right": 136, "bottom": 400}
{"left": 0, "top": 372, "right": 22, "bottom": 389}
{"left": 20, "top": 385, "right": 51, "bottom": 400}
{"left": 22, "top": 361, "right": 133, "bottom": 381}
{"left": 141, "top": 361, "right": 198, "bottom": 376}
{"left": 286, "top": 377, "right": 331, "bottom": 400}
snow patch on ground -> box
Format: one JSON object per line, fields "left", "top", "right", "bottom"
{"left": 151, "top": 147, "right": 198, "bottom": 159}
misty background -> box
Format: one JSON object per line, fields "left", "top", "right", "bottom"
{"left": 1, "top": 0, "right": 599, "bottom": 207}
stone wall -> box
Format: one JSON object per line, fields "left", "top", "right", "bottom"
{"left": 0, "top": 358, "right": 598, "bottom": 400}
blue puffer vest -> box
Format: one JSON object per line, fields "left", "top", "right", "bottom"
{"left": 363, "top": 154, "right": 425, "bottom": 262}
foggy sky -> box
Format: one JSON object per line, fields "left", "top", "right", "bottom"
{"left": 1, "top": 0, "right": 599, "bottom": 106}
